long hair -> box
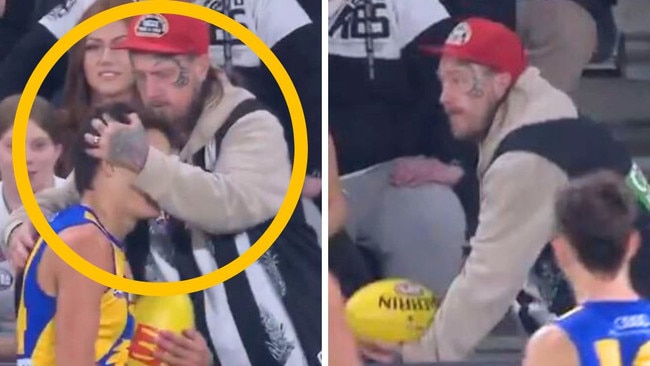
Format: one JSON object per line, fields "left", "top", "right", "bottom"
{"left": 57, "top": 0, "right": 134, "bottom": 176}
{"left": 61, "top": 0, "right": 135, "bottom": 128}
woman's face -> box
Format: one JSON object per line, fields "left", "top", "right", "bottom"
{"left": 83, "top": 21, "right": 134, "bottom": 100}
{"left": 0, "top": 121, "right": 62, "bottom": 190}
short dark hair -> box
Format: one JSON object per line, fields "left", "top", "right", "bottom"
{"left": 0, "top": 94, "right": 62, "bottom": 144}
{"left": 555, "top": 170, "right": 638, "bottom": 277}
{"left": 72, "top": 103, "right": 174, "bottom": 195}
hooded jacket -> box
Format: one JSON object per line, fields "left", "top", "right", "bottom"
{"left": 403, "top": 66, "right": 578, "bottom": 361}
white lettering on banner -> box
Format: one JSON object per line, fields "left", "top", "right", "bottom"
{"left": 328, "top": 0, "right": 398, "bottom": 59}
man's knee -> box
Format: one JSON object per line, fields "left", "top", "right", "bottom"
{"left": 371, "top": 184, "right": 465, "bottom": 294}
{"left": 378, "top": 184, "right": 467, "bottom": 236}
{"left": 369, "top": 184, "right": 467, "bottom": 272}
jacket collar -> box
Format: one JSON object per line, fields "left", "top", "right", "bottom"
{"left": 179, "top": 77, "right": 255, "bottom": 161}
{"left": 477, "top": 67, "right": 579, "bottom": 177}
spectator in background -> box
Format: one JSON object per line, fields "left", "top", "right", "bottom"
{"left": 328, "top": 0, "right": 467, "bottom": 298}
{"left": 516, "top": 0, "right": 598, "bottom": 95}
{"left": 201, "top": 0, "right": 322, "bottom": 211}
{"left": 0, "top": 94, "right": 65, "bottom": 362}
{"left": 56, "top": 0, "right": 136, "bottom": 177}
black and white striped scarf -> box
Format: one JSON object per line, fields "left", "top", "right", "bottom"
{"left": 125, "top": 100, "right": 322, "bottom": 366}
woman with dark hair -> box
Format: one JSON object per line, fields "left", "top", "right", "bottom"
{"left": 0, "top": 94, "right": 64, "bottom": 362}
{"left": 56, "top": 0, "right": 137, "bottom": 176}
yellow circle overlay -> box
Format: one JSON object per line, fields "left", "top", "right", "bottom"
{"left": 12, "top": 1, "right": 307, "bottom": 296}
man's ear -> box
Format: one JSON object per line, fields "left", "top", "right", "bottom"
{"left": 493, "top": 72, "right": 512, "bottom": 99}
{"left": 551, "top": 234, "right": 572, "bottom": 270}
{"left": 194, "top": 54, "right": 211, "bottom": 81}
{"left": 625, "top": 230, "right": 641, "bottom": 261}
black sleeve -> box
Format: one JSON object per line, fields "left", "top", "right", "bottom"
{"left": 0, "top": 23, "right": 68, "bottom": 100}
{"left": 269, "top": 23, "right": 322, "bottom": 176}
{"left": 3, "top": 0, "right": 36, "bottom": 30}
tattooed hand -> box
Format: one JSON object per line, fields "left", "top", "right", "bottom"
{"left": 84, "top": 113, "right": 149, "bottom": 173}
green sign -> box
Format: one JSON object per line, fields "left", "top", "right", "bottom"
{"left": 626, "top": 162, "right": 650, "bottom": 212}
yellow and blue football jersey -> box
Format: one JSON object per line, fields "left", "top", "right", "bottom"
{"left": 16, "top": 204, "right": 134, "bottom": 366}
{"left": 555, "top": 300, "right": 650, "bottom": 365}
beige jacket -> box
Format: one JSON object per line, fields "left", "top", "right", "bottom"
{"left": 403, "top": 67, "right": 578, "bottom": 362}
{"left": 2, "top": 78, "right": 291, "bottom": 250}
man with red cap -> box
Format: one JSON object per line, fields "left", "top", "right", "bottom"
{"left": 361, "top": 17, "right": 650, "bottom": 363}
{"left": 4, "top": 13, "right": 322, "bottom": 366}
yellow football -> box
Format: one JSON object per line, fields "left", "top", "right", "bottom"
{"left": 127, "top": 294, "right": 195, "bottom": 366}
{"left": 345, "top": 278, "right": 437, "bottom": 343}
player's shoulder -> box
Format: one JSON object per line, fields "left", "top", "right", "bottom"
{"left": 524, "top": 324, "right": 578, "bottom": 366}
{"left": 529, "top": 324, "right": 570, "bottom": 347}
{"left": 58, "top": 223, "right": 111, "bottom": 253}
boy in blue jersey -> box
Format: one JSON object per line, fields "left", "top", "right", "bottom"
{"left": 16, "top": 103, "right": 173, "bottom": 366}
{"left": 524, "top": 170, "right": 650, "bottom": 366}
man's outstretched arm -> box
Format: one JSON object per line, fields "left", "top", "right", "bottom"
{"left": 403, "top": 153, "right": 567, "bottom": 361}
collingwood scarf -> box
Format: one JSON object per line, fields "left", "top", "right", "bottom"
{"left": 126, "top": 99, "right": 322, "bottom": 366}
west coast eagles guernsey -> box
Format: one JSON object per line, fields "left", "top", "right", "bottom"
{"left": 555, "top": 300, "right": 650, "bottom": 365}
{"left": 16, "top": 204, "right": 134, "bottom": 366}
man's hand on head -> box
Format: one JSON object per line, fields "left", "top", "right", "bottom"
{"left": 84, "top": 113, "right": 149, "bottom": 174}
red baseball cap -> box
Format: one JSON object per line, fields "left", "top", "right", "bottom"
{"left": 113, "top": 13, "right": 209, "bottom": 55}
{"left": 421, "top": 17, "right": 528, "bottom": 82}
